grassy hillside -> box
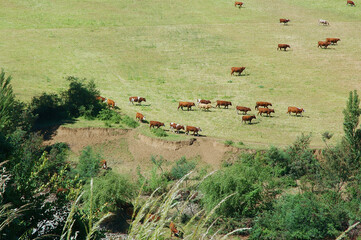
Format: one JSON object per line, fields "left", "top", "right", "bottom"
{"left": 1, "top": 0, "right": 361, "bottom": 146}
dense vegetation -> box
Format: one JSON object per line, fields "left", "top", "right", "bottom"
{"left": 1, "top": 70, "right": 361, "bottom": 239}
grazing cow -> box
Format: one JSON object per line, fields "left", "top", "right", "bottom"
{"left": 136, "top": 112, "right": 146, "bottom": 122}
{"left": 170, "top": 222, "right": 184, "bottom": 238}
{"left": 319, "top": 19, "right": 329, "bottom": 25}
{"left": 178, "top": 102, "right": 195, "bottom": 111}
{"left": 287, "top": 106, "right": 305, "bottom": 116}
{"left": 255, "top": 101, "right": 272, "bottom": 109}
{"left": 280, "top": 18, "right": 290, "bottom": 24}
{"left": 234, "top": 1, "right": 243, "bottom": 8}
{"left": 129, "top": 96, "right": 146, "bottom": 105}
{"left": 347, "top": 0, "right": 355, "bottom": 6}
{"left": 242, "top": 115, "right": 256, "bottom": 124}
{"left": 318, "top": 41, "right": 331, "bottom": 48}
{"left": 106, "top": 99, "right": 116, "bottom": 108}
{"left": 236, "top": 106, "right": 252, "bottom": 115}
{"left": 197, "top": 99, "right": 211, "bottom": 104}
{"left": 100, "top": 159, "right": 108, "bottom": 169}
{"left": 231, "top": 67, "right": 246, "bottom": 76}
{"left": 257, "top": 108, "right": 275, "bottom": 117}
{"left": 216, "top": 100, "right": 232, "bottom": 109}
{"left": 198, "top": 103, "right": 213, "bottom": 111}
{"left": 277, "top": 44, "right": 291, "bottom": 51}
{"left": 95, "top": 96, "right": 106, "bottom": 102}
{"left": 170, "top": 122, "right": 185, "bottom": 133}
{"left": 150, "top": 121, "right": 165, "bottom": 129}
{"left": 185, "top": 126, "right": 202, "bottom": 136}
{"left": 326, "top": 38, "right": 341, "bottom": 44}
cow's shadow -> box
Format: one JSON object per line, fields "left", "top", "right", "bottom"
{"left": 244, "top": 121, "right": 260, "bottom": 125}
{"left": 137, "top": 104, "right": 151, "bottom": 107}
{"left": 141, "top": 120, "right": 150, "bottom": 124}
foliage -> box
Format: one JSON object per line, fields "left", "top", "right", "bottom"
{"left": 170, "top": 157, "right": 197, "bottom": 180}
{"left": 29, "top": 92, "right": 67, "bottom": 122}
{"left": 224, "top": 140, "right": 234, "bottom": 146}
{"left": 151, "top": 128, "right": 168, "bottom": 137}
{"left": 77, "top": 146, "right": 102, "bottom": 180}
{"left": 0, "top": 69, "right": 14, "bottom": 132}
{"left": 121, "top": 115, "right": 139, "bottom": 128}
{"left": 250, "top": 193, "right": 348, "bottom": 240}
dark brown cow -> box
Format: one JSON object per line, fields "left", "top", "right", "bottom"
{"left": 197, "top": 99, "right": 211, "bottom": 104}
{"left": 287, "top": 106, "right": 305, "bottom": 116}
{"left": 280, "top": 18, "right": 290, "bottom": 24}
{"left": 326, "top": 38, "right": 341, "bottom": 44}
{"left": 277, "top": 44, "right": 291, "bottom": 51}
{"left": 178, "top": 101, "right": 195, "bottom": 111}
{"left": 106, "top": 99, "right": 116, "bottom": 108}
{"left": 255, "top": 101, "right": 272, "bottom": 109}
{"left": 96, "top": 96, "right": 106, "bottom": 102}
{"left": 242, "top": 115, "right": 256, "bottom": 124}
{"left": 318, "top": 41, "right": 331, "bottom": 48}
{"left": 136, "top": 112, "right": 146, "bottom": 122}
{"left": 216, "top": 100, "right": 232, "bottom": 109}
{"left": 100, "top": 159, "right": 108, "bottom": 169}
{"left": 231, "top": 67, "right": 246, "bottom": 76}
{"left": 170, "top": 221, "right": 184, "bottom": 238}
{"left": 129, "top": 96, "right": 146, "bottom": 104}
{"left": 150, "top": 121, "right": 165, "bottom": 128}
{"left": 257, "top": 108, "right": 275, "bottom": 116}
{"left": 347, "top": 0, "right": 355, "bottom": 6}
{"left": 236, "top": 106, "right": 252, "bottom": 115}
{"left": 234, "top": 1, "right": 243, "bottom": 8}
{"left": 170, "top": 122, "right": 185, "bottom": 133}
{"left": 185, "top": 126, "right": 202, "bottom": 136}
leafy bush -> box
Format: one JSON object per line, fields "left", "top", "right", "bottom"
{"left": 97, "top": 108, "right": 114, "bottom": 121}
{"left": 29, "top": 92, "right": 67, "bottom": 122}
{"left": 121, "top": 115, "right": 139, "bottom": 128}
{"left": 170, "top": 157, "right": 196, "bottom": 180}
{"left": 151, "top": 128, "right": 168, "bottom": 137}
{"left": 250, "top": 193, "right": 348, "bottom": 240}
{"left": 224, "top": 140, "right": 234, "bottom": 146}
{"left": 77, "top": 146, "right": 102, "bottom": 180}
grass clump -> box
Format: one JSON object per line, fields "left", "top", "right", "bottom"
{"left": 224, "top": 140, "right": 234, "bottom": 146}
{"left": 151, "top": 128, "right": 168, "bottom": 137}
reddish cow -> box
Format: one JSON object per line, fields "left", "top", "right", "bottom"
{"left": 216, "top": 100, "right": 232, "bottom": 109}
{"left": 96, "top": 96, "right": 106, "bottom": 102}
{"left": 287, "top": 106, "right": 305, "bottom": 116}
{"left": 197, "top": 99, "right": 211, "bottom": 104}
{"left": 150, "top": 121, "right": 165, "bottom": 129}
{"left": 129, "top": 96, "right": 146, "bottom": 105}
{"left": 236, "top": 106, "right": 252, "bottom": 115}
{"left": 318, "top": 41, "right": 331, "bottom": 48}
{"left": 255, "top": 101, "right": 272, "bottom": 109}
{"left": 170, "top": 122, "right": 185, "bottom": 133}
{"left": 56, "top": 188, "right": 69, "bottom": 194}
{"left": 146, "top": 214, "right": 161, "bottom": 223}
{"left": 234, "top": 1, "right": 243, "bottom": 8}
{"left": 280, "top": 18, "right": 290, "bottom": 24}
{"left": 257, "top": 108, "right": 275, "bottom": 117}
{"left": 347, "top": 0, "right": 355, "bottom": 6}
{"left": 100, "top": 159, "right": 108, "bottom": 169}
{"left": 242, "top": 115, "right": 256, "bottom": 124}
{"left": 326, "top": 38, "right": 341, "bottom": 44}
{"left": 178, "top": 102, "right": 195, "bottom": 111}
{"left": 231, "top": 67, "right": 246, "bottom": 76}
{"left": 185, "top": 126, "right": 202, "bottom": 136}
{"left": 106, "top": 99, "right": 116, "bottom": 108}
{"left": 277, "top": 44, "right": 291, "bottom": 51}
{"left": 170, "top": 221, "right": 184, "bottom": 238}
{"left": 136, "top": 112, "right": 146, "bottom": 122}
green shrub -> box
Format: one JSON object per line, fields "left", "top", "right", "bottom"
{"left": 77, "top": 146, "right": 102, "bottom": 180}
{"left": 170, "top": 157, "right": 196, "bottom": 180}
{"left": 79, "top": 105, "right": 95, "bottom": 120}
{"left": 97, "top": 108, "right": 114, "bottom": 121}
{"left": 29, "top": 92, "right": 68, "bottom": 122}
{"left": 224, "top": 140, "right": 234, "bottom": 146}
{"left": 151, "top": 128, "right": 167, "bottom": 137}
{"left": 121, "top": 115, "right": 139, "bottom": 128}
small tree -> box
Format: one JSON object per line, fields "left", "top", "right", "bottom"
{"left": 77, "top": 146, "right": 102, "bottom": 180}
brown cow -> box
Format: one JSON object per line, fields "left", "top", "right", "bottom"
{"left": 277, "top": 44, "right": 291, "bottom": 51}
{"left": 129, "top": 96, "right": 146, "bottom": 105}
{"left": 178, "top": 102, "right": 195, "bottom": 111}
{"left": 234, "top": 1, "right": 243, "bottom": 8}
{"left": 318, "top": 41, "right": 331, "bottom": 48}
{"left": 106, "top": 99, "right": 116, "bottom": 108}
{"left": 287, "top": 106, "right": 305, "bottom": 116}
{"left": 216, "top": 100, "right": 232, "bottom": 109}
{"left": 170, "top": 122, "right": 185, "bottom": 133}
{"left": 347, "top": 0, "right": 355, "bottom": 6}
{"left": 242, "top": 115, "right": 256, "bottom": 124}
{"left": 185, "top": 126, "right": 202, "bottom": 136}
{"left": 56, "top": 188, "right": 69, "bottom": 194}
{"left": 231, "top": 67, "right": 246, "bottom": 76}
{"left": 255, "top": 101, "right": 272, "bottom": 109}
{"left": 197, "top": 99, "right": 211, "bottom": 104}
{"left": 236, "top": 106, "right": 252, "bottom": 115}
{"left": 96, "top": 96, "right": 106, "bottom": 102}
{"left": 146, "top": 214, "right": 161, "bottom": 223}
{"left": 150, "top": 121, "right": 165, "bottom": 128}
{"left": 100, "top": 159, "right": 108, "bottom": 169}
{"left": 170, "top": 221, "right": 184, "bottom": 238}
{"left": 280, "top": 18, "right": 290, "bottom": 24}
{"left": 326, "top": 38, "right": 341, "bottom": 45}
{"left": 136, "top": 112, "right": 146, "bottom": 122}
{"left": 257, "top": 108, "right": 275, "bottom": 117}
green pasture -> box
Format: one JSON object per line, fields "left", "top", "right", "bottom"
{"left": 1, "top": 0, "right": 361, "bottom": 147}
